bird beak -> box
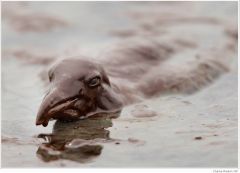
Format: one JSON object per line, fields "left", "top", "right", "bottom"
{"left": 36, "top": 88, "right": 78, "bottom": 127}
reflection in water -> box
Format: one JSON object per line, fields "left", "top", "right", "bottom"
{"left": 36, "top": 113, "right": 119, "bottom": 163}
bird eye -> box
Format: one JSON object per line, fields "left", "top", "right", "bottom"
{"left": 48, "top": 72, "right": 54, "bottom": 82}
{"left": 88, "top": 76, "right": 101, "bottom": 88}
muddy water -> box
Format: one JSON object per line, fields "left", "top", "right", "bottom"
{"left": 37, "top": 115, "right": 115, "bottom": 163}
{"left": 1, "top": 2, "right": 238, "bottom": 167}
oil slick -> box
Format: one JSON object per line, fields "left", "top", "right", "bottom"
{"left": 37, "top": 113, "right": 116, "bottom": 163}
{"left": 1, "top": 2, "right": 237, "bottom": 167}
{"left": 36, "top": 112, "right": 145, "bottom": 163}
{"left": 131, "top": 104, "right": 157, "bottom": 118}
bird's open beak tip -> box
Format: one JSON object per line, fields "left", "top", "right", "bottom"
{"left": 35, "top": 120, "right": 42, "bottom": 126}
{"left": 35, "top": 118, "right": 48, "bottom": 127}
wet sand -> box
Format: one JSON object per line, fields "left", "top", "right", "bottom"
{"left": 1, "top": 2, "right": 238, "bottom": 167}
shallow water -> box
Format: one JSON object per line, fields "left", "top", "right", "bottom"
{"left": 1, "top": 1, "right": 238, "bottom": 167}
